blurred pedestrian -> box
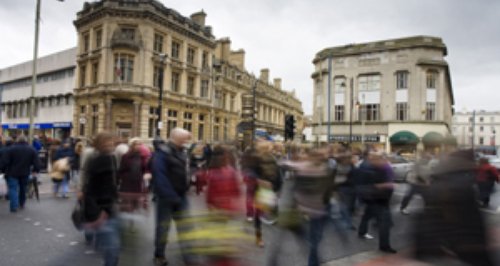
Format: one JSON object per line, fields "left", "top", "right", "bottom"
{"left": 151, "top": 128, "right": 193, "bottom": 266}
{"left": 476, "top": 157, "right": 499, "bottom": 208}
{"left": 400, "top": 153, "right": 432, "bottom": 214}
{"left": 354, "top": 151, "right": 396, "bottom": 253}
{"left": 71, "top": 142, "right": 84, "bottom": 189}
{"left": 81, "top": 132, "right": 120, "bottom": 266}
{"left": 413, "top": 150, "right": 495, "bottom": 266}
{"left": 117, "top": 138, "right": 149, "bottom": 220}
{"left": 0, "top": 136, "right": 41, "bottom": 213}
{"left": 53, "top": 141, "right": 74, "bottom": 198}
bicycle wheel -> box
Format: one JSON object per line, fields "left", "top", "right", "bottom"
{"left": 27, "top": 181, "right": 35, "bottom": 199}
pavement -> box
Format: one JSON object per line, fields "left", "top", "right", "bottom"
{"left": 0, "top": 174, "right": 499, "bottom": 266}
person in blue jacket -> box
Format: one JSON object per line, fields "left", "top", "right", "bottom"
{"left": 151, "top": 128, "right": 193, "bottom": 266}
{"left": 0, "top": 136, "right": 40, "bottom": 212}
{"left": 53, "top": 141, "right": 74, "bottom": 198}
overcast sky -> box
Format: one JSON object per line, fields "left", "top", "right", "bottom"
{"left": 1, "top": 0, "right": 499, "bottom": 115}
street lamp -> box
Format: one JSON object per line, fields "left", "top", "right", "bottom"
{"left": 156, "top": 54, "right": 167, "bottom": 138}
{"left": 29, "top": 0, "right": 64, "bottom": 144}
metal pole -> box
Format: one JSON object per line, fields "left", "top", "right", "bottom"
{"left": 327, "top": 56, "right": 332, "bottom": 143}
{"left": 251, "top": 80, "right": 257, "bottom": 149}
{"left": 29, "top": 0, "right": 41, "bottom": 144}
{"left": 156, "top": 63, "right": 164, "bottom": 138}
{"left": 361, "top": 93, "right": 365, "bottom": 147}
{"left": 471, "top": 110, "right": 476, "bottom": 151}
{"left": 349, "top": 78, "right": 353, "bottom": 147}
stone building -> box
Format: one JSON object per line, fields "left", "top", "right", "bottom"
{"left": 73, "top": 0, "right": 302, "bottom": 142}
{"left": 452, "top": 110, "right": 500, "bottom": 154}
{"left": 311, "top": 36, "right": 454, "bottom": 154}
{"left": 0, "top": 48, "right": 76, "bottom": 139}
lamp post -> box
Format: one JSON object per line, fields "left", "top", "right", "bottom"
{"left": 361, "top": 93, "right": 366, "bottom": 147}
{"left": 251, "top": 79, "right": 258, "bottom": 149}
{"left": 156, "top": 54, "right": 167, "bottom": 138}
{"left": 29, "top": 0, "right": 64, "bottom": 143}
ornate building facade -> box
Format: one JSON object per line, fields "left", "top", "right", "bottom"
{"left": 73, "top": 0, "right": 302, "bottom": 143}
{"left": 312, "top": 36, "right": 454, "bottom": 154}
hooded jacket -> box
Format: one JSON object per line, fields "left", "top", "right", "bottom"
{"left": 151, "top": 141, "right": 189, "bottom": 201}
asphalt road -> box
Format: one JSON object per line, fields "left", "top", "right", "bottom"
{"left": 0, "top": 177, "right": 498, "bottom": 266}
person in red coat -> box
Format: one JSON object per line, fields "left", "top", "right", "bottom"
{"left": 476, "top": 157, "right": 499, "bottom": 208}
{"left": 202, "top": 145, "right": 242, "bottom": 214}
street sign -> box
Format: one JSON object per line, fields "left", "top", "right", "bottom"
{"left": 157, "top": 121, "right": 163, "bottom": 129}
{"left": 79, "top": 117, "right": 86, "bottom": 124}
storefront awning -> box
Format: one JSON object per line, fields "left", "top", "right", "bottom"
{"left": 422, "top": 131, "right": 444, "bottom": 146}
{"left": 390, "top": 131, "right": 419, "bottom": 145}
{"left": 443, "top": 135, "right": 458, "bottom": 146}
{"left": 2, "top": 122, "right": 72, "bottom": 130}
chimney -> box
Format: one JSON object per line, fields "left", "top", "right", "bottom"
{"left": 190, "top": 10, "right": 206, "bottom": 26}
{"left": 229, "top": 49, "right": 245, "bottom": 69}
{"left": 215, "top": 38, "right": 231, "bottom": 61}
{"left": 273, "top": 78, "right": 282, "bottom": 89}
{"left": 260, "top": 68, "right": 269, "bottom": 83}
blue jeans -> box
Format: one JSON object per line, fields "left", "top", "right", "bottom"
{"left": 53, "top": 174, "right": 69, "bottom": 196}
{"left": 154, "top": 197, "right": 191, "bottom": 261}
{"left": 95, "top": 218, "right": 121, "bottom": 266}
{"left": 307, "top": 216, "right": 327, "bottom": 266}
{"left": 7, "top": 176, "right": 28, "bottom": 212}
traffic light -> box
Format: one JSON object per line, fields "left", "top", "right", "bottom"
{"left": 284, "top": 114, "right": 295, "bottom": 141}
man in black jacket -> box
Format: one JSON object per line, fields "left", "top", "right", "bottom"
{"left": 0, "top": 136, "right": 41, "bottom": 212}
{"left": 151, "top": 128, "right": 192, "bottom": 266}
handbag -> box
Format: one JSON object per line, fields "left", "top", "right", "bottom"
{"left": 71, "top": 200, "right": 85, "bottom": 230}
{"left": 0, "top": 174, "right": 7, "bottom": 197}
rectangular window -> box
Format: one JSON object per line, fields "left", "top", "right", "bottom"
{"left": 171, "top": 72, "right": 180, "bottom": 92}
{"left": 426, "top": 71, "right": 437, "bottom": 89}
{"left": 168, "top": 110, "right": 178, "bottom": 118}
{"left": 187, "top": 76, "right": 195, "bottom": 96}
{"left": 83, "top": 33, "right": 90, "bottom": 52}
{"left": 358, "top": 75, "right": 381, "bottom": 91}
{"left": 480, "top": 126, "right": 484, "bottom": 132}
{"left": 334, "top": 105, "right": 344, "bottom": 121}
{"left": 230, "top": 95, "right": 235, "bottom": 112}
{"left": 114, "top": 54, "right": 134, "bottom": 82}
{"left": 171, "top": 40, "right": 180, "bottom": 59}
{"left": 153, "top": 33, "right": 164, "bottom": 53}
{"left": 201, "top": 80, "right": 209, "bottom": 98}
{"left": 184, "top": 112, "right": 193, "bottom": 120}
{"left": 148, "top": 117, "right": 155, "bottom": 138}
{"left": 359, "top": 104, "right": 380, "bottom": 121}
{"left": 396, "top": 103, "right": 408, "bottom": 121}
{"left": 187, "top": 47, "right": 196, "bottom": 65}
{"left": 334, "top": 78, "right": 346, "bottom": 93}
{"left": 479, "top": 117, "right": 484, "bottom": 122}
{"left": 92, "top": 62, "right": 99, "bottom": 85}
{"left": 183, "top": 122, "right": 192, "bottom": 132}
{"left": 479, "top": 137, "right": 484, "bottom": 145}
{"left": 91, "top": 104, "right": 98, "bottom": 135}
{"left": 153, "top": 66, "right": 163, "bottom": 88}
{"left": 396, "top": 71, "right": 408, "bottom": 89}
{"left": 426, "top": 102, "right": 436, "bottom": 121}
{"left": 167, "top": 120, "right": 177, "bottom": 137}
{"left": 80, "top": 64, "right": 86, "bottom": 87}
{"left": 95, "top": 28, "right": 102, "bottom": 49}
{"left": 199, "top": 114, "right": 205, "bottom": 121}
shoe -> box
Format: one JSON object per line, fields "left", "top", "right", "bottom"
{"left": 154, "top": 257, "right": 168, "bottom": 266}
{"left": 379, "top": 247, "right": 397, "bottom": 253}
{"left": 359, "top": 233, "right": 374, "bottom": 240}
{"left": 400, "top": 209, "right": 410, "bottom": 215}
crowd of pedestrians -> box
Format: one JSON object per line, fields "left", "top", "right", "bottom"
{"left": 0, "top": 129, "right": 498, "bottom": 266}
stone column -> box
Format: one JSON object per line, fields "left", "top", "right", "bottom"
{"left": 105, "top": 98, "right": 112, "bottom": 131}
{"left": 133, "top": 101, "right": 141, "bottom": 137}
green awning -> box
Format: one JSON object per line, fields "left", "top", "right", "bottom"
{"left": 390, "top": 131, "right": 419, "bottom": 145}
{"left": 422, "top": 132, "right": 444, "bottom": 146}
{"left": 443, "top": 135, "right": 458, "bottom": 146}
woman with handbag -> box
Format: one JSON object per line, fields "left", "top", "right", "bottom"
{"left": 81, "top": 132, "right": 120, "bottom": 266}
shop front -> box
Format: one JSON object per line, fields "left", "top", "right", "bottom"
{"left": 2, "top": 122, "right": 72, "bottom": 141}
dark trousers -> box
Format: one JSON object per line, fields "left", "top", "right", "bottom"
{"left": 358, "top": 203, "right": 392, "bottom": 249}
{"left": 477, "top": 181, "right": 495, "bottom": 207}
{"left": 400, "top": 184, "right": 426, "bottom": 210}
{"left": 307, "top": 216, "right": 327, "bottom": 266}
{"left": 154, "top": 197, "right": 191, "bottom": 261}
